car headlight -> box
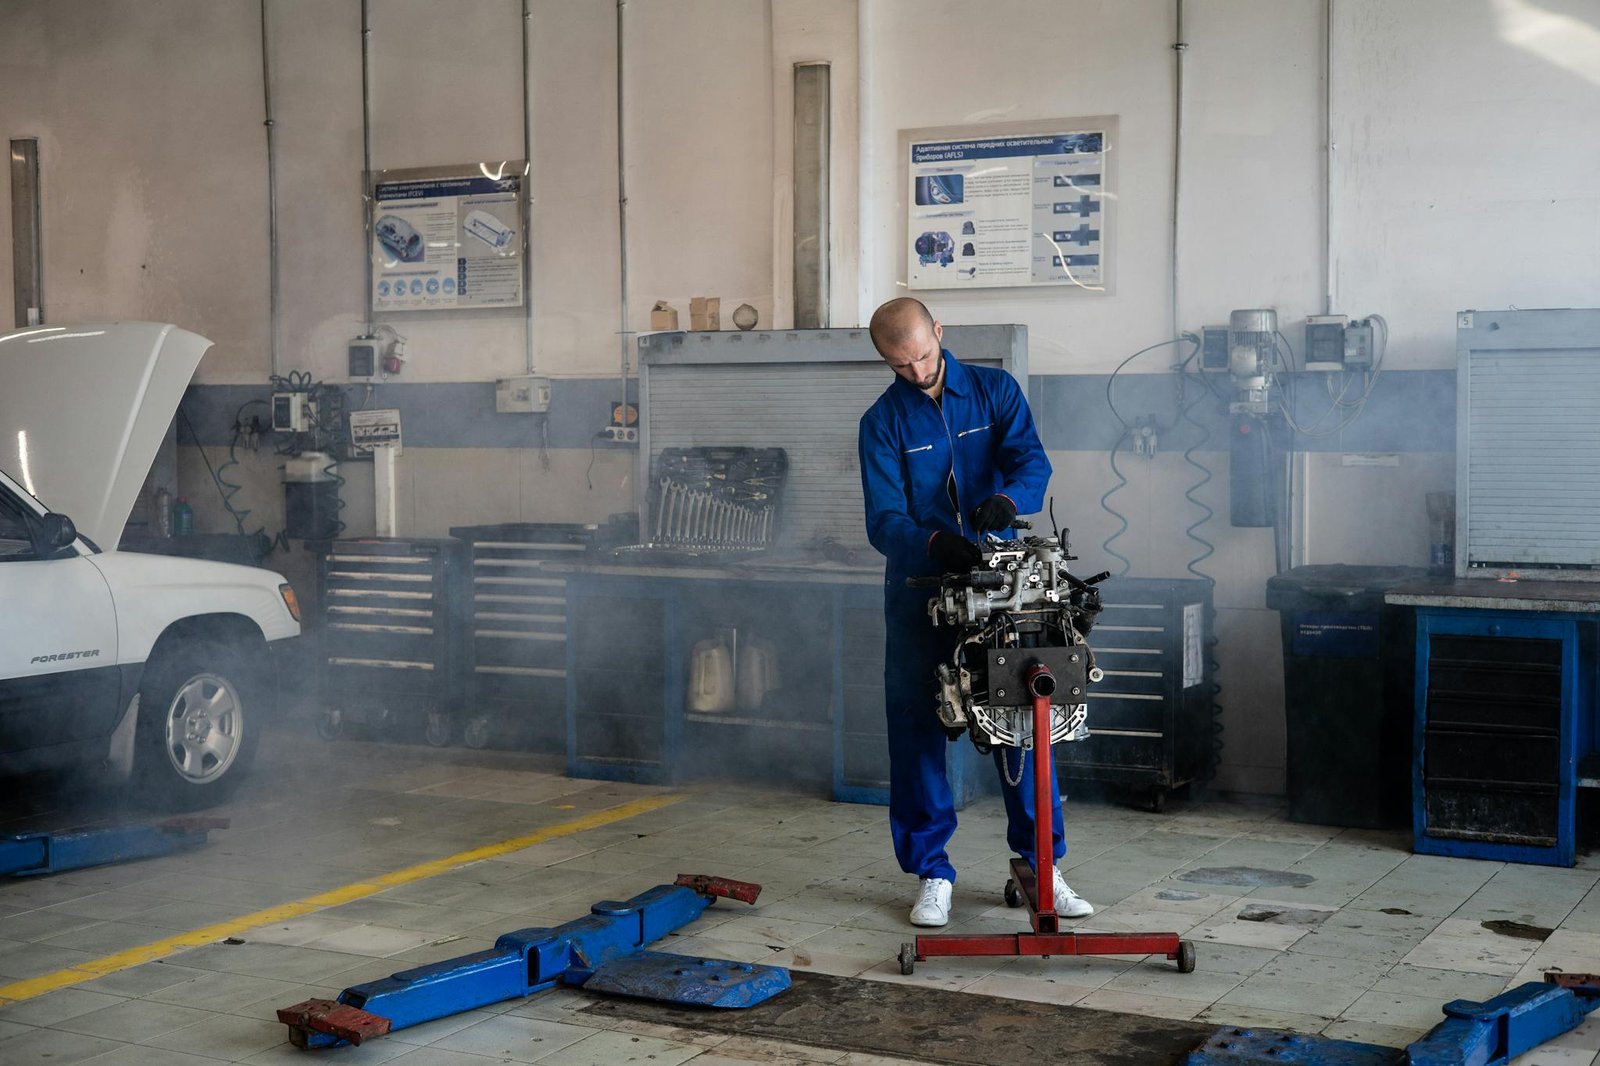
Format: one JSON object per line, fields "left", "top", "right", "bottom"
{"left": 279, "top": 583, "right": 302, "bottom": 622}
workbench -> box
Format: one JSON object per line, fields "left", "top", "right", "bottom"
{"left": 558, "top": 560, "right": 1212, "bottom": 809}
{"left": 556, "top": 558, "right": 999, "bottom": 806}
{"left": 1387, "top": 578, "right": 1600, "bottom": 866}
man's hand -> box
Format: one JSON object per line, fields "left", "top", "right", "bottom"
{"left": 929, "top": 531, "right": 982, "bottom": 571}
{"left": 969, "top": 494, "right": 1018, "bottom": 532}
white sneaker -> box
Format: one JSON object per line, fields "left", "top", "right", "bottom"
{"left": 1051, "top": 869, "right": 1094, "bottom": 918}
{"left": 909, "top": 877, "right": 953, "bottom": 927}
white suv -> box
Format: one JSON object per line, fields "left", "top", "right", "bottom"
{"left": 0, "top": 323, "right": 301, "bottom": 807}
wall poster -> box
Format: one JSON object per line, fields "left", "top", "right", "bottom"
{"left": 902, "top": 117, "right": 1115, "bottom": 293}
{"left": 370, "top": 161, "right": 527, "bottom": 312}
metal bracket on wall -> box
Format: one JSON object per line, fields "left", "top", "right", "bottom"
{"left": 10, "top": 138, "right": 42, "bottom": 327}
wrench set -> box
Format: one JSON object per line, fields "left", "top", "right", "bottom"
{"left": 652, "top": 477, "right": 775, "bottom": 549}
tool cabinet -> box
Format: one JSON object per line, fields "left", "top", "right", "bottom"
{"left": 1053, "top": 578, "right": 1216, "bottom": 810}
{"left": 314, "top": 537, "right": 465, "bottom": 743}
{"left": 449, "top": 523, "right": 595, "bottom": 750}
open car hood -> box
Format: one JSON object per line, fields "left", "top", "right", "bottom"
{"left": 0, "top": 323, "right": 211, "bottom": 549}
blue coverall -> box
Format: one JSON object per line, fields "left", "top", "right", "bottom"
{"left": 858, "top": 349, "right": 1062, "bottom": 884}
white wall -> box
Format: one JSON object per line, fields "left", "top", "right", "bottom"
{"left": 861, "top": 0, "right": 1179, "bottom": 367}
{"left": 5, "top": 0, "right": 1600, "bottom": 794}
{"left": 1331, "top": 0, "right": 1600, "bottom": 367}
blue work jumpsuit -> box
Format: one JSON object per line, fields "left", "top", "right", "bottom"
{"left": 858, "top": 350, "right": 1062, "bottom": 884}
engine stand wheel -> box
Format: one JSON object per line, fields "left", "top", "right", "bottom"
{"left": 462, "top": 716, "right": 493, "bottom": 750}
{"left": 898, "top": 943, "right": 916, "bottom": 975}
{"left": 317, "top": 709, "right": 343, "bottom": 741}
{"left": 1003, "top": 878, "right": 1023, "bottom": 908}
{"left": 424, "top": 714, "right": 452, "bottom": 748}
{"left": 1176, "top": 940, "right": 1196, "bottom": 973}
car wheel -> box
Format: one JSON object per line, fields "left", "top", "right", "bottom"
{"left": 134, "top": 641, "right": 262, "bottom": 809}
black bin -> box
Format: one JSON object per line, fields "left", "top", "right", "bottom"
{"left": 1265, "top": 564, "right": 1427, "bottom": 828}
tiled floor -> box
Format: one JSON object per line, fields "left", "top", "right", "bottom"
{"left": 1, "top": 731, "right": 1597, "bottom": 1066}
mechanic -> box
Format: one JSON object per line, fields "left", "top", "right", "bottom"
{"left": 857, "top": 297, "right": 1093, "bottom": 928}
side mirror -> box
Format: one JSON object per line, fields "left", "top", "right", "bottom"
{"left": 36, "top": 512, "right": 77, "bottom": 556}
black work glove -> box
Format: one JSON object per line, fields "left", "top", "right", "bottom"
{"left": 929, "top": 531, "right": 982, "bottom": 571}
{"left": 969, "top": 493, "right": 1018, "bottom": 532}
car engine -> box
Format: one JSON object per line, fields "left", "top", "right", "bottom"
{"left": 914, "top": 524, "right": 1108, "bottom": 754}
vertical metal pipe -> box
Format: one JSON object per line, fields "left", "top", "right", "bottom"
{"left": 361, "top": 0, "right": 375, "bottom": 335}
{"left": 792, "top": 62, "right": 831, "bottom": 329}
{"left": 9, "top": 139, "right": 42, "bottom": 327}
{"left": 616, "top": 0, "right": 631, "bottom": 421}
{"left": 521, "top": 0, "right": 536, "bottom": 374}
{"left": 1170, "top": 0, "right": 1186, "bottom": 338}
{"left": 1324, "top": 0, "right": 1336, "bottom": 315}
{"left": 260, "top": 0, "right": 282, "bottom": 377}
{"left": 856, "top": 0, "right": 875, "bottom": 325}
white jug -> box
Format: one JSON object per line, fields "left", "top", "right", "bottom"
{"left": 738, "top": 637, "right": 780, "bottom": 713}
{"left": 688, "top": 637, "right": 735, "bottom": 714}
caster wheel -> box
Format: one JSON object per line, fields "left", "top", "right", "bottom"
{"left": 371, "top": 707, "right": 395, "bottom": 734}
{"left": 317, "top": 709, "right": 343, "bottom": 741}
{"left": 898, "top": 943, "right": 916, "bottom": 975}
{"left": 1003, "top": 879, "right": 1023, "bottom": 908}
{"left": 425, "top": 715, "right": 452, "bottom": 748}
{"left": 1150, "top": 789, "right": 1167, "bottom": 814}
{"left": 462, "top": 716, "right": 493, "bottom": 750}
{"left": 1176, "top": 940, "right": 1196, "bottom": 974}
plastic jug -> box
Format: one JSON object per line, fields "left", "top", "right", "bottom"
{"left": 737, "top": 637, "right": 780, "bottom": 713}
{"left": 688, "top": 637, "right": 735, "bottom": 714}
{"left": 172, "top": 497, "right": 194, "bottom": 536}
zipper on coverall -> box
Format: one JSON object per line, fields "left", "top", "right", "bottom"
{"left": 926, "top": 394, "right": 965, "bottom": 536}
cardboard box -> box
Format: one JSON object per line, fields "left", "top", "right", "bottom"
{"left": 650, "top": 300, "right": 679, "bottom": 331}
{"left": 690, "top": 296, "right": 721, "bottom": 331}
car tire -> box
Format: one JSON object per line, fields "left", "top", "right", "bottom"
{"left": 133, "top": 640, "right": 263, "bottom": 810}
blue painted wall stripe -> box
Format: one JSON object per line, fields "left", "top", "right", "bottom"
{"left": 179, "top": 369, "right": 1454, "bottom": 454}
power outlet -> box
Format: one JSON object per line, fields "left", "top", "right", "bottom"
{"left": 602, "top": 426, "right": 638, "bottom": 444}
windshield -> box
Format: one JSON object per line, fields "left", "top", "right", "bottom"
{"left": 0, "top": 465, "right": 48, "bottom": 516}
{"left": 0, "top": 471, "right": 41, "bottom": 560}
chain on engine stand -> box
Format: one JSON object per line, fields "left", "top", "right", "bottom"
{"left": 899, "top": 521, "right": 1196, "bottom": 976}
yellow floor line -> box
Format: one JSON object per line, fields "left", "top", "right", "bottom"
{"left": 0, "top": 791, "right": 684, "bottom": 1006}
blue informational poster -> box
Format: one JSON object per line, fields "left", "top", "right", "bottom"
{"left": 371, "top": 162, "right": 526, "bottom": 312}
{"left": 906, "top": 127, "right": 1110, "bottom": 291}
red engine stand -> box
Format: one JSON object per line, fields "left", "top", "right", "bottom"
{"left": 900, "top": 665, "right": 1196, "bottom": 975}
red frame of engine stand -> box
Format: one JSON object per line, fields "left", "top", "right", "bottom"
{"left": 910, "top": 666, "right": 1193, "bottom": 971}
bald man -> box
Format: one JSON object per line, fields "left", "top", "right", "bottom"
{"left": 858, "top": 297, "right": 1092, "bottom": 928}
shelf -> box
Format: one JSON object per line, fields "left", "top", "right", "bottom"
{"left": 685, "top": 713, "right": 828, "bottom": 732}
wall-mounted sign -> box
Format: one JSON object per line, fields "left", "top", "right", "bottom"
{"left": 902, "top": 118, "right": 1116, "bottom": 293}
{"left": 370, "top": 161, "right": 526, "bottom": 312}
{"left": 348, "top": 408, "right": 402, "bottom": 456}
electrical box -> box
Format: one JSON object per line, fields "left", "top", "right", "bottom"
{"left": 496, "top": 375, "right": 551, "bottom": 414}
{"left": 348, "top": 339, "right": 378, "bottom": 379}
{"left": 1200, "top": 326, "right": 1230, "bottom": 371}
{"left": 1304, "top": 315, "right": 1348, "bottom": 371}
{"left": 603, "top": 401, "right": 639, "bottom": 443}
{"left": 1344, "top": 320, "right": 1375, "bottom": 367}
{"left": 272, "top": 392, "right": 315, "bottom": 433}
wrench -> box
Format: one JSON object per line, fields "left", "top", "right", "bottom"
{"left": 654, "top": 478, "right": 671, "bottom": 541}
